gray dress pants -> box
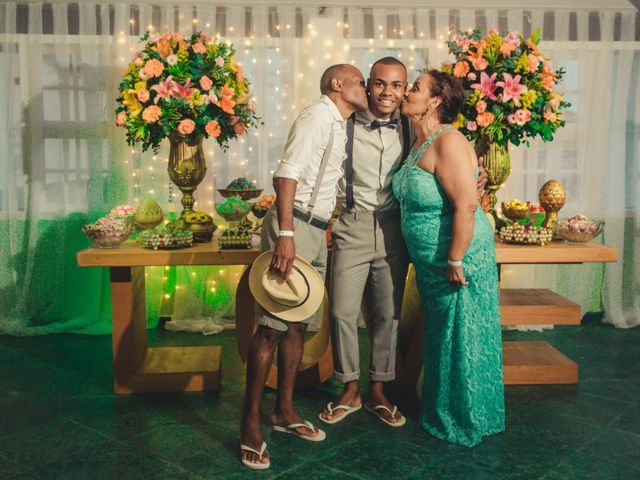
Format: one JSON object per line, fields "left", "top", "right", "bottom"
{"left": 329, "top": 209, "right": 410, "bottom": 382}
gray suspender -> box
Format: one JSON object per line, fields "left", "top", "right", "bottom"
{"left": 345, "top": 114, "right": 411, "bottom": 209}
{"left": 306, "top": 127, "right": 334, "bottom": 216}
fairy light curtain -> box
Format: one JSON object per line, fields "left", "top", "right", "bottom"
{"left": 0, "top": 1, "right": 638, "bottom": 334}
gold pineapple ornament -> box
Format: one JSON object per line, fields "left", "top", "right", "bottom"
{"left": 539, "top": 179, "right": 566, "bottom": 229}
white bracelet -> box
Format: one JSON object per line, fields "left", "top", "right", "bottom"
{"left": 447, "top": 258, "right": 463, "bottom": 267}
{"left": 278, "top": 230, "right": 295, "bottom": 237}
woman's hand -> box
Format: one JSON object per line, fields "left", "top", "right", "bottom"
{"left": 446, "top": 264, "right": 468, "bottom": 286}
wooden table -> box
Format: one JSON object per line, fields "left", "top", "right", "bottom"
{"left": 497, "top": 240, "right": 618, "bottom": 384}
{"left": 77, "top": 242, "right": 259, "bottom": 394}
{"left": 78, "top": 239, "right": 617, "bottom": 393}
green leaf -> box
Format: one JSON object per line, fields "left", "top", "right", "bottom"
{"left": 530, "top": 28, "right": 541, "bottom": 45}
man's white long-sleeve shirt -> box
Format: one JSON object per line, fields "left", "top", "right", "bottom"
{"left": 274, "top": 95, "right": 347, "bottom": 220}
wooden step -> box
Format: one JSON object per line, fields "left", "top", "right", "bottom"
{"left": 503, "top": 341, "right": 578, "bottom": 384}
{"left": 500, "top": 288, "right": 580, "bottom": 325}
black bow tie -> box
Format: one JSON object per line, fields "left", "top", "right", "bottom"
{"left": 370, "top": 119, "right": 398, "bottom": 130}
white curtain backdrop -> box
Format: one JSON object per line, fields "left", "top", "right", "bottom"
{"left": 0, "top": 1, "right": 638, "bottom": 333}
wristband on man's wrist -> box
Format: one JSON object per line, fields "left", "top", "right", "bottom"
{"left": 447, "top": 258, "right": 463, "bottom": 267}
{"left": 278, "top": 230, "right": 294, "bottom": 237}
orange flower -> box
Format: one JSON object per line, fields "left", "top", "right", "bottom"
{"left": 543, "top": 109, "right": 557, "bottom": 123}
{"left": 157, "top": 38, "right": 172, "bottom": 57}
{"left": 236, "top": 65, "right": 244, "bottom": 83}
{"left": 115, "top": 111, "right": 126, "bottom": 127}
{"left": 142, "top": 105, "right": 162, "bottom": 123}
{"left": 220, "top": 83, "right": 235, "bottom": 97}
{"left": 205, "top": 120, "right": 221, "bottom": 137}
{"left": 471, "top": 57, "right": 488, "bottom": 71}
{"left": 143, "top": 59, "right": 164, "bottom": 78}
{"left": 233, "top": 123, "right": 246, "bottom": 135}
{"left": 476, "top": 111, "right": 495, "bottom": 127}
{"left": 218, "top": 96, "right": 235, "bottom": 114}
{"left": 541, "top": 75, "right": 554, "bottom": 91}
{"left": 453, "top": 61, "right": 470, "bottom": 78}
{"left": 191, "top": 42, "right": 207, "bottom": 54}
{"left": 527, "top": 40, "right": 540, "bottom": 56}
{"left": 500, "top": 42, "right": 517, "bottom": 57}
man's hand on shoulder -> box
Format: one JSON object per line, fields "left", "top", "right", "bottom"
{"left": 270, "top": 237, "right": 296, "bottom": 280}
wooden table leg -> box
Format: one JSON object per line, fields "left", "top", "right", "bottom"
{"left": 109, "top": 266, "right": 221, "bottom": 394}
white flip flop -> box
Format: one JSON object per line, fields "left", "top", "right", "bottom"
{"left": 364, "top": 404, "right": 407, "bottom": 427}
{"left": 318, "top": 402, "right": 362, "bottom": 424}
{"left": 272, "top": 420, "right": 326, "bottom": 441}
{"left": 240, "top": 441, "right": 270, "bottom": 470}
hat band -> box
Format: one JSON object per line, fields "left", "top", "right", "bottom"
{"left": 264, "top": 265, "right": 311, "bottom": 308}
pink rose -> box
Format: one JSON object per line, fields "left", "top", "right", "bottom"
{"left": 166, "top": 54, "right": 178, "bottom": 66}
{"left": 507, "top": 114, "right": 518, "bottom": 125}
{"left": 467, "top": 72, "right": 477, "bottom": 81}
{"left": 199, "top": 75, "right": 213, "bottom": 91}
{"left": 466, "top": 121, "right": 477, "bottom": 131}
{"left": 142, "top": 105, "right": 162, "bottom": 123}
{"left": 208, "top": 92, "right": 219, "bottom": 104}
{"left": 178, "top": 119, "right": 195, "bottom": 134}
{"left": 549, "top": 97, "right": 561, "bottom": 110}
{"left": 192, "top": 42, "right": 207, "bottom": 54}
{"left": 472, "top": 57, "right": 488, "bottom": 71}
{"left": 230, "top": 115, "right": 240, "bottom": 126}
{"left": 215, "top": 56, "right": 224, "bottom": 67}
{"left": 138, "top": 69, "right": 149, "bottom": 80}
{"left": 136, "top": 89, "right": 150, "bottom": 102}
{"left": 133, "top": 57, "right": 144, "bottom": 67}
{"left": 250, "top": 101, "right": 257, "bottom": 113}
{"left": 475, "top": 100, "right": 487, "bottom": 114}
{"left": 115, "top": 111, "right": 126, "bottom": 127}
{"left": 515, "top": 109, "right": 531, "bottom": 125}
{"left": 205, "top": 120, "right": 221, "bottom": 137}
{"left": 233, "top": 123, "right": 246, "bottom": 135}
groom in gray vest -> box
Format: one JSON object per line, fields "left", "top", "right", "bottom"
{"left": 320, "top": 57, "right": 486, "bottom": 426}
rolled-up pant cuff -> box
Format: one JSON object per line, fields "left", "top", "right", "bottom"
{"left": 369, "top": 370, "right": 396, "bottom": 382}
{"left": 334, "top": 371, "right": 360, "bottom": 383}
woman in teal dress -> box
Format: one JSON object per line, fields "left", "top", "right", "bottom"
{"left": 392, "top": 70, "right": 504, "bottom": 447}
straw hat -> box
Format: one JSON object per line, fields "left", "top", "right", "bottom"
{"left": 249, "top": 250, "right": 325, "bottom": 322}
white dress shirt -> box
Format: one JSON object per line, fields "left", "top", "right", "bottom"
{"left": 337, "top": 108, "right": 412, "bottom": 212}
{"left": 274, "top": 95, "right": 347, "bottom": 220}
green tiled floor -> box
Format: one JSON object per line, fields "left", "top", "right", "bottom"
{"left": 1, "top": 317, "right": 639, "bottom": 479}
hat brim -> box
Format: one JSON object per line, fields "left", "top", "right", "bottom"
{"left": 249, "top": 250, "right": 325, "bottom": 322}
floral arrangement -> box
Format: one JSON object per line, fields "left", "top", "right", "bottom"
{"left": 216, "top": 195, "right": 250, "bottom": 218}
{"left": 115, "top": 31, "right": 259, "bottom": 153}
{"left": 251, "top": 194, "right": 276, "bottom": 218}
{"left": 443, "top": 28, "right": 570, "bottom": 147}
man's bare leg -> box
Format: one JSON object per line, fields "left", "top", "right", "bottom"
{"left": 271, "top": 322, "right": 322, "bottom": 437}
{"left": 240, "top": 325, "right": 283, "bottom": 466}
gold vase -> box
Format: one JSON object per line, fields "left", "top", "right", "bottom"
{"left": 167, "top": 137, "right": 207, "bottom": 217}
{"left": 475, "top": 136, "right": 511, "bottom": 224}
{"left": 539, "top": 179, "right": 566, "bottom": 230}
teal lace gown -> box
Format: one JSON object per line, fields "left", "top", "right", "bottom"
{"left": 392, "top": 126, "right": 505, "bottom": 447}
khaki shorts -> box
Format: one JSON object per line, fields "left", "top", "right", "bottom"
{"left": 255, "top": 207, "right": 328, "bottom": 332}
